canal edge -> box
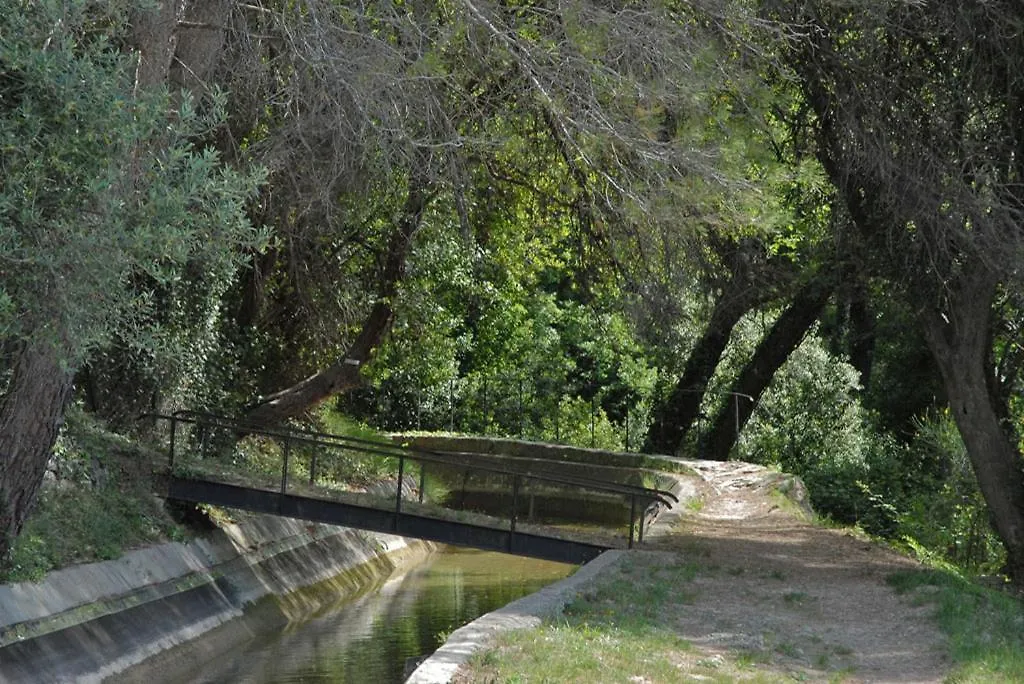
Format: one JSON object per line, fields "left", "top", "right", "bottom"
{"left": 0, "top": 514, "right": 434, "bottom": 683}
{"left": 405, "top": 548, "right": 627, "bottom": 684}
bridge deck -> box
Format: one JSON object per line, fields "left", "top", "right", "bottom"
{"left": 163, "top": 476, "right": 611, "bottom": 565}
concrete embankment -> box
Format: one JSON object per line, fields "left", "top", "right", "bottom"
{"left": 406, "top": 548, "right": 626, "bottom": 684}
{"left": 0, "top": 514, "right": 432, "bottom": 683}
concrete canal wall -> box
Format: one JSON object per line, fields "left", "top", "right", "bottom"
{"left": 0, "top": 513, "right": 433, "bottom": 683}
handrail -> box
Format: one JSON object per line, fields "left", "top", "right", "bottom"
{"left": 146, "top": 410, "right": 677, "bottom": 549}
{"left": 152, "top": 410, "right": 677, "bottom": 506}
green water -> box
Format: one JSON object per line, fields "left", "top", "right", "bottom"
{"left": 174, "top": 548, "right": 572, "bottom": 683}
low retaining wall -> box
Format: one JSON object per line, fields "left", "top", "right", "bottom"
{"left": 406, "top": 549, "right": 626, "bottom": 684}
{"left": 0, "top": 514, "right": 432, "bottom": 683}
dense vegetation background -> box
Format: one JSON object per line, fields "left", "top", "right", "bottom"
{"left": 1, "top": 0, "right": 1022, "bottom": 585}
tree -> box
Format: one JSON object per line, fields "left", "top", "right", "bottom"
{"left": 214, "top": 0, "right": 771, "bottom": 426}
{"left": 702, "top": 268, "right": 835, "bottom": 461}
{"left": 0, "top": 0, "right": 260, "bottom": 566}
{"left": 644, "top": 92, "right": 835, "bottom": 456}
{"left": 768, "top": 0, "right": 1024, "bottom": 582}
{"left": 244, "top": 179, "right": 434, "bottom": 425}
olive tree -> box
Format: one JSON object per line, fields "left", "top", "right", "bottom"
{"left": 0, "top": 0, "right": 262, "bottom": 566}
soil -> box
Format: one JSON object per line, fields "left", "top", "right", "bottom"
{"left": 638, "top": 459, "right": 952, "bottom": 683}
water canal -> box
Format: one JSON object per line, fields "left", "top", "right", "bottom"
{"left": 127, "top": 547, "right": 572, "bottom": 683}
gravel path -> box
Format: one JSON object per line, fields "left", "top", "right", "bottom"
{"left": 413, "top": 459, "right": 952, "bottom": 683}
{"left": 642, "top": 460, "right": 950, "bottom": 683}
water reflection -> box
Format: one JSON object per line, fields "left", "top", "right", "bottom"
{"left": 176, "top": 548, "right": 572, "bottom": 683}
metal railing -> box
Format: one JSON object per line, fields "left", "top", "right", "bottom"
{"left": 150, "top": 410, "right": 677, "bottom": 548}
{"left": 341, "top": 375, "right": 645, "bottom": 451}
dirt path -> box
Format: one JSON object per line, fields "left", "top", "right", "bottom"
{"left": 641, "top": 460, "right": 951, "bottom": 683}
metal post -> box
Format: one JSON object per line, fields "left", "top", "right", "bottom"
{"left": 509, "top": 474, "right": 520, "bottom": 550}
{"left": 638, "top": 502, "right": 645, "bottom": 543}
{"left": 450, "top": 378, "right": 455, "bottom": 432}
{"left": 517, "top": 378, "right": 523, "bottom": 437}
{"left": 482, "top": 379, "right": 489, "bottom": 435}
{"left": 555, "top": 399, "right": 560, "bottom": 443}
{"left": 309, "top": 452, "right": 317, "bottom": 486}
{"left": 198, "top": 423, "right": 208, "bottom": 460}
{"left": 395, "top": 454, "right": 405, "bottom": 528}
{"left": 625, "top": 409, "right": 630, "bottom": 452}
{"left": 168, "top": 416, "right": 177, "bottom": 470}
{"left": 591, "top": 397, "right": 596, "bottom": 448}
{"left": 735, "top": 394, "right": 740, "bottom": 440}
{"left": 280, "top": 437, "right": 291, "bottom": 494}
{"left": 697, "top": 412, "right": 705, "bottom": 460}
{"left": 459, "top": 467, "right": 470, "bottom": 508}
{"left": 628, "top": 494, "right": 636, "bottom": 548}
{"left": 418, "top": 462, "right": 426, "bottom": 503}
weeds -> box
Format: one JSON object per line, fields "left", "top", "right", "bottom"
{"left": 461, "top": 552, "right": 788, "bottom": 682}
{"left": 887, "top": 569, "right": 1024, "bottom": 682}
{"left": 5, "top": 409, "right": 186, "bottom": 582}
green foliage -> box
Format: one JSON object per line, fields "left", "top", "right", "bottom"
{"left": 887, "top": 569, "right": 1024, "bottom": 681}
{"left": 741, "top": 329, "right": 870, "bottom": 471}
{"left": 0, "top": 0, "right": 264, "bottom": 372}
{"left": 540, "top": 396, "right": 622, "bottom": 450}
{"left": 170, "top": 409, "right": 400, "bottom": 490}
{"left": 5, "top": 408, "right": 185, "bottom": 582}
{"left": 730, "top": 324, "right": 895, "bottom": 532}
{"left": 857, "top": 293, "right": 944, "bottom": 439}
{"left": 353, "top": 206, "right": 659, "bottom": 448}
{"left": 363, "top": 299, "right": 657, "bottom": 450}
{"left": 7, "top": 484, "right": 172, "bottom": 582}
{"left": 895, "top": 412, "right": 1006, "bottom": 575}
{"left": 312, "top": 409, "right": 399, "bottom": 484}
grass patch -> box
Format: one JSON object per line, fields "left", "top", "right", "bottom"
{"left": 7, "top": 484, "right": 183, "bottom": 582}
{"left": 886, "top": 569, "right": 1024, "bottom": 682}
{"left": 782, "top": 591, "right": 814, "bottom": 608}
{"left": 685, "top": 496, "right": 706, "bottom": 512}
{"left": 459, "top": 552, "right": 787, "bottom": 682}
{"left": 469, "top": 620, "right": 703, "bottom": 683}
{"left": 5, "top": 409, "right": 187, "bottom": 582}
{"left": 768, "top": 487, "right": 814, "bottom": 523}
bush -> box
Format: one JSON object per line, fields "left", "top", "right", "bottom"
{"left": 8, "top": 484, "right": 175, "bottom": 582}
{"left": 736, "top": 333, "right": 893, "bottom": 529}
{"left": 895, "top": 411, "right": 1006, "bottom": 575}
{"left": 312, "top": 409, "right": 399, "bottom": 484}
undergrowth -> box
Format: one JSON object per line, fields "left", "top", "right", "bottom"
{"left": 5, "top": 408, "right": 187, "bottom": 583}
{"left": 462, "top": 554, "right": 784, "bottom": 683}
{"left": 887, "top": 568, "right": 1024, "bottom": 682}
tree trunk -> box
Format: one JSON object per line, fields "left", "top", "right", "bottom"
{"left": 649, "top": 277, "right": 757, "bottom": 455}
{"left": 130, "top": 1, "right": 182, "bottom": 91}
{"left": 244, "top": 183, "right": 432, "bottom": 426}
{"left": 169, "top": 1, "right": 232, "bottom": 92}
{"left": 0, "top": 337, "right": 75, "bottom": 568}
{"left": 846, "top": 283, "right": 876, "bottom": 388}
{"left": 919, "top": 270, "right": 1024, "bottom": 584}
{"left": 703, "top": 277, "right": 834, "bottom": 462}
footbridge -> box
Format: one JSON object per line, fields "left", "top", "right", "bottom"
{"left": 150, "top": 412, "right": 678, "bottom": 565}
